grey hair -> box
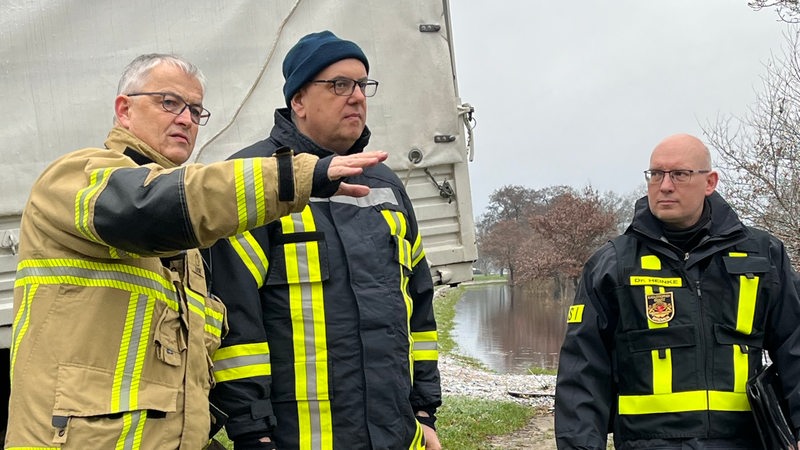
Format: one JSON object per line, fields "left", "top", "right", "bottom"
{"left": 117, "top": 53, "right": 207, "bottom": 95}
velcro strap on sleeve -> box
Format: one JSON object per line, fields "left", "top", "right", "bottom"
{"left": 274, "top": 146, "right": 294, "bottom": 202}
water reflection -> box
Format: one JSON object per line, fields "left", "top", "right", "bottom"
{"left": 450, "top": 281, "right": 573, "bottom": 374}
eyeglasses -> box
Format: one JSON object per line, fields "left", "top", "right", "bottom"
{"left": 126, "top": 92, "right": 211, "bottom": 126}
{"left": 644, "top": 169, "right": 711, "bottom": 184}
{"left": 311, "top": 77, "right": 379, "bottom": 97}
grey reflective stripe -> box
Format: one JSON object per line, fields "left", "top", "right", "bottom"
{"left": 76, "top": 168, "right": 111, "bottom": 243}
{"left": 233, "top": 233, "right": 268, "bottom": 282}
{"left": 413, "top": 342, "right": 438, "bottom": 351}
{"left": 241, "top": 159, "right": 260, "bottom": 230}
{"left": 286, "top": 212, "right": 324, "bottom": 449}
{"left": 313, "top": 187, "right": 398, "bottom": 207}
{"left": 119, "top": 293, "right": 150, "bottom": 412}
{"left": 15, "top": 263, "right": 179, "bottom": 307}
{"left": 206, "top": 312, "right": 223, "bottom": 333}
{"left": 212, "top": 353, "right": 270, "bottom": 372}
{"left": 120, "top": 410, "right": 145, "bottom": 450}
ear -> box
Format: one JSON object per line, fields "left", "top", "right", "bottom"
{"left": 290, "top": 89, "right": 307, "bottom": 119}
{"left": 115, "top": 95, "right": 132, "bottom": 128}
{"left": 705, "top": 170, "right": 719, "bottom": 195}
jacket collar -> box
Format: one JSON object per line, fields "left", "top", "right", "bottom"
{"left": 271, "top": 107, "right": 371, "bottom": 158}
{"left": 104, "top": 126, "right": 179, "bottom": 168}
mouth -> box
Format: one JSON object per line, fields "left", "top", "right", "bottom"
{"left": 170, "top": 132, "right": 190, "bottom": 144}
{"left": 344, "top": 113, "right": 362, "bottom": 121}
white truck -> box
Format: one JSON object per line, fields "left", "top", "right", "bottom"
{"left": 0, "top": 0, "right": 478, "bottom": 432}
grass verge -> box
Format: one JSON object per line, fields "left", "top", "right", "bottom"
{"left": 436, "top": 395, "right": 535, "bottom": 450}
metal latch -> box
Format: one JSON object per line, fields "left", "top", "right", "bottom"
{"left": 424, "top": 168, "right": 455, "bottom": 204}
{"left": 1, "top": 229, "right": 19, "bottom": 255}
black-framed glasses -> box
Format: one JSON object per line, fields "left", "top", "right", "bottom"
{"left": 311, "top": 77, "right": 379, "bottom": 97}
{"left": 126, "top": 92, "right": 211, "bottom": 126}
{"left": 644, "top": 169, "right": 711, "bottom": 184}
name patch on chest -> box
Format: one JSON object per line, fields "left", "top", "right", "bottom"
{"left": 646, "top": 291, "right": 675, "bottom": 324}
{"left": 630, "top": 276, "right": 683, "bottom": 287}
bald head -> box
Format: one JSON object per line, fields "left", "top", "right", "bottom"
{"left": 646, "top": 133, "right": 718, "bottom": 229}
{"left": 650, "top": 134, "right": 712, "bottom": 170}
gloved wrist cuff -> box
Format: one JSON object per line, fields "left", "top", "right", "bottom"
{"left": 233, "top": 432, "right": 276, "bottom": 450}
{"left": 416, "top": 412, "right": 436, "bottom": 430}
{"left": 311, "top": 155, "right": 342, "bottom": 198}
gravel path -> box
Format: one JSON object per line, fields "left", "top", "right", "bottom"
{"left": 439, "top": 355, "right": 556, "bottom": 409}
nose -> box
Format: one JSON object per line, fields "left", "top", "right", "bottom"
{"left": 348, "top": 85, "right": 367, "bottom": 102}
{"left": 174, "top": 106, "right": 194, "bottom": 127}
{"left": 658, "top": 174, "right": 675, "bottom": 191}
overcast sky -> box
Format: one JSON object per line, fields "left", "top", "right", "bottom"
{"left": 448, "top": 1, "right": 790, "bottom": 216}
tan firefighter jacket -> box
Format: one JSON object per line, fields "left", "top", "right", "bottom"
{"left": 6, "top": 127, "right": 320, "bottom": 449}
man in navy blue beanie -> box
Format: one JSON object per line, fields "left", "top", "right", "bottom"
{"left": 208, "top": 30, "right": 443, "bottom": 450}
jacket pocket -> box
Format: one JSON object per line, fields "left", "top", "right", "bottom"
{"left": 153, "top": 302, "right": 185, "bottom": 367}
{"left": 53, "top": 363, "right": 178, "bottom": 417}
{"left": 266, "top": 231, "right": 330, "bottom": 286}
{"left": 722, "top": 255, "right": 770, "bottom": 276}
{"left": 714, "top": 324, "right": 764, "bottom": 349}
{"left": 626, "top": 324, "right": 697, "bottom": 353}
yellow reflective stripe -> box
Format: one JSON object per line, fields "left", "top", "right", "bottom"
{"left": 412, "top": 330, "right": 439, "bottom": 361}
{"left": 10, "top": 284, "right": 37, "bottom": 382}
{"left": 619, "top": 390, "right": 750, "bottom": 414}
{"left": 646, "top": 286, "right": 672, "bottom": 394}
{"left": 234, "top": 159, "right": 268, "bottom": 234}
{"left": 212, "top": 342, "right": 271, "bottom": 383}
{"left": 733, "top": 274, "right": 759, "bottom": 392}
{"left": 111, "top": 292, "right": 153, "bottom": 413}
{"left": 709, "top": 390, "right": 752, "bottom": 411}
{"left": 567, "top": 305, "right": 584, "bottom": 323}
{"left": 204, "top": 305, "right": 225, "bottom": 338}
{"left": 630, "top": 276, "right": 682, "bottom": 287}
{"left": 185, "top": 288, "right": 205, "bottom": 319}
{"left": 729, "top": 252, "right": 747, "bottom": 257}
{"left": 229, "top": 232, "right": 269, "bottom": 288}
{"left": 15, "top": 258, "right": 179, "bottom": 312}
{"left": 736, "top": 276, "right": 758, "bottom": 335}
{"left": 640, "top": 255, "right": 661, "bottom": 270}
{"left": 412, "top": 330, "right": 438, "bottom": 342}
{"left": 282, "top": 209, "right": 333, "bottom": 450}
{"left": 183, "top": 289, "right": 224, "bottom": 337}
{"left": 75, "top": 168, "right": 112, "bottom": 244}
{"left": 381, "top": 210, "right": 416, "bottom": 385}
{"left": 213, "top": 342, "right": 270, "bottom": 361}
{"left": 411, "top": 232, "right": 425, "bottom": 268}
{"left": 115, "top": 410, "right": 146, "bottom": 450}
{"left": 408, "top": 420, "right": 425, "bottom": 450}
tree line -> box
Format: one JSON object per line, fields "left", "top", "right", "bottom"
{"left": 476, "top": 185, "right": 639, "bottom": 295}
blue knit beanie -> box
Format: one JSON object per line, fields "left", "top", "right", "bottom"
{"left": 282, "top": 30, "right": 369, "bottom": 106}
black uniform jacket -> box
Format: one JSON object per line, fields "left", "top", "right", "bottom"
{"left": 555, "top": 192, "right": 800, "bottom": 449}
{"left": 207, "top": 109, "right": 441, "bottom": 450}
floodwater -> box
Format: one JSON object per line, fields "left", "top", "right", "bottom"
{"left": 450, "top": 281, "right": 572, "bottom": 374}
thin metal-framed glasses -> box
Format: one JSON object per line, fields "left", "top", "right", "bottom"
{"left": 311, "top": 77, "right": 379, "bottom": 97}
{"left": 126, "top": 92, "right": 211, "bottom": 126}
{"left": 644, "top": 169, "right": 711, "bottom": 184}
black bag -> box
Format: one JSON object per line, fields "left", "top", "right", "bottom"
{"left": 746, "top": 363, "right": 797, "bottom": 450}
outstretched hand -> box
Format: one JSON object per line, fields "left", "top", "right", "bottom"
{"left": 328, "top": 151, "right": 388, "bottom": 197}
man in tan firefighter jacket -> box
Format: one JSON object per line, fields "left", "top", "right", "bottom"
{"left": 554, "top": 133, "right": 800, "bottom": 449}
{"left": 205, "top": 31, "right": 442, "bottom": 450}
{"left": 5, "top": 53, "right": 387, "bottom": 450}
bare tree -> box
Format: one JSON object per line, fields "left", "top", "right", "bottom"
{"left": 704, "top": 28, "right": 800, "bottom": 265}
{"left": 750, "top": 0, "right": 800, "bottom": 22}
